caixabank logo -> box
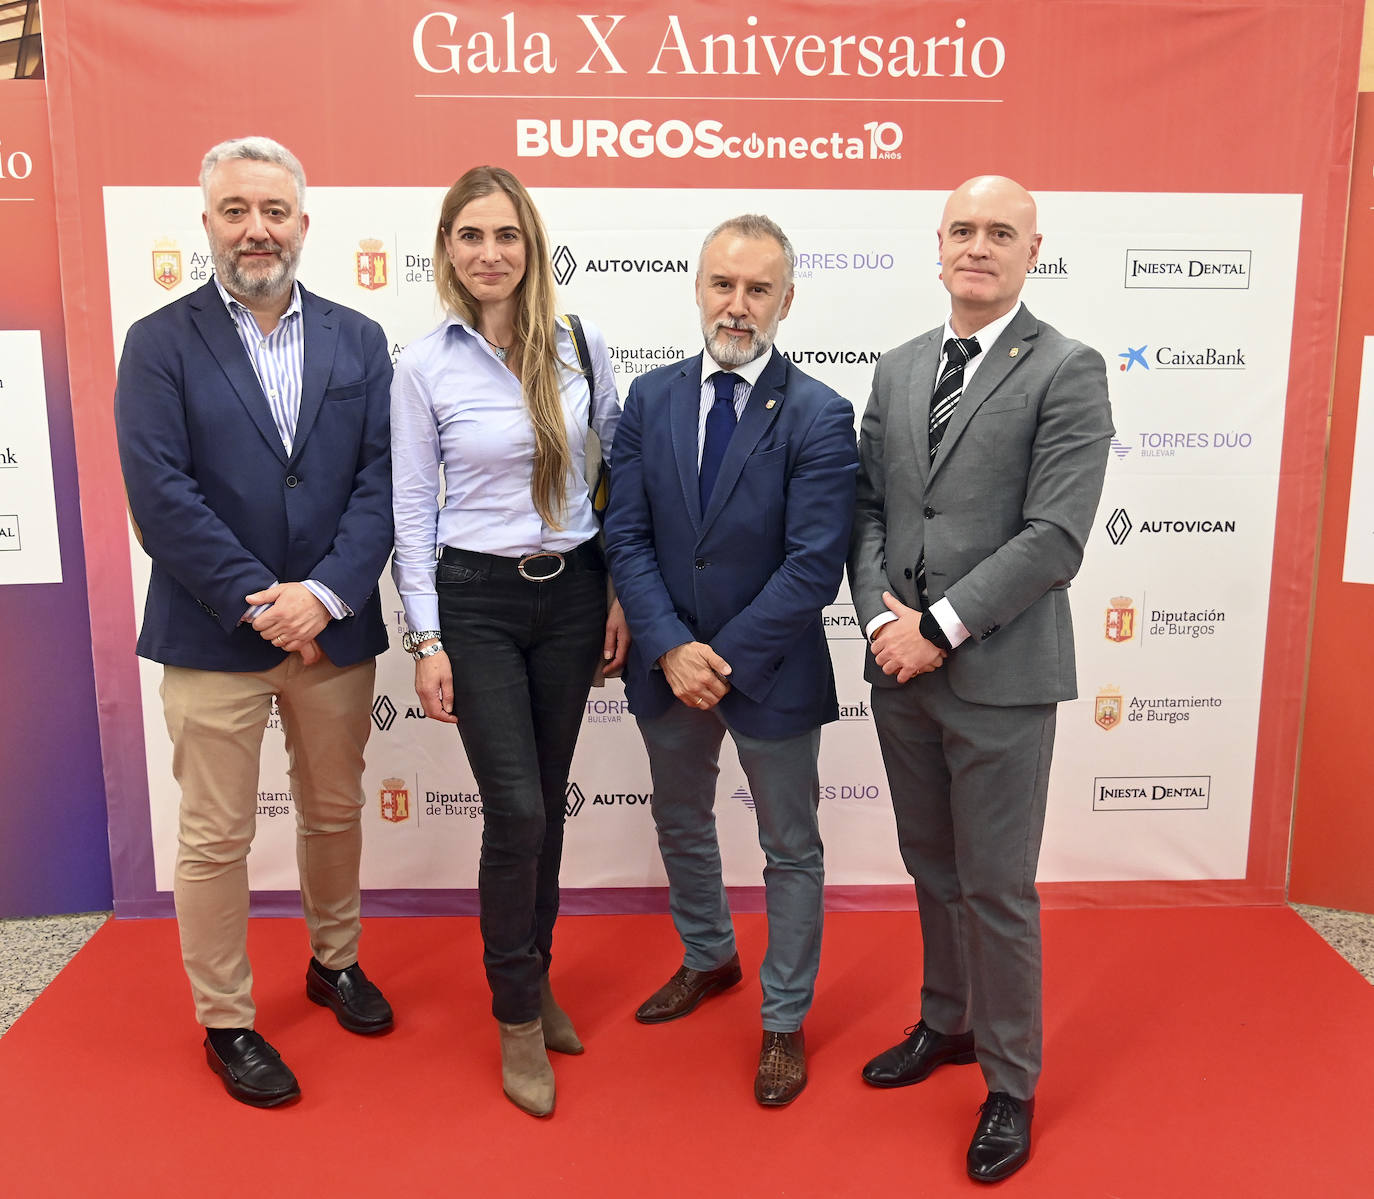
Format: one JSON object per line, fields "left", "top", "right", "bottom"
{"left": 1123, "top": 249, "right": 1251, "bottom": 289}
{"left": 1102, "top": 507, "right": 1237, "bottom": 546}
{"left": 1027, "top": 255, "right": 1070, "bottom": 280}
{"left": 1116, "top": 343, "right": 1246, "bottom": 371}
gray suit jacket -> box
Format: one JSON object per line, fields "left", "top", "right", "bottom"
{"left": 848, "top": 304, "right": 1112, "bottom": 707}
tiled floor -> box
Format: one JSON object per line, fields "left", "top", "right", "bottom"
{"left": 1, "top": 904, "right": 1370, "bottom": 1037}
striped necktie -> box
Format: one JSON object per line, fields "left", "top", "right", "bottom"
{"left": 928, "top": 336, "right": 981, "bottom": 460}
{"left": 917, "top": 336, "right": 980, "bottom": 598}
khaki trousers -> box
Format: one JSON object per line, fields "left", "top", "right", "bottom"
{"left": 161, "top": 654, "right": 375, "bottom": 1029}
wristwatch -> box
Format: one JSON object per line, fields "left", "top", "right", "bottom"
{"left": 402, "top": 629, "right": 442, "bottom": 656}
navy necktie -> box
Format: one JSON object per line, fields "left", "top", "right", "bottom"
{"left": 699, "top": 372, "right": 741, "bottom": 508}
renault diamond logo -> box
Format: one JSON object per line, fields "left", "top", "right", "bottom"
{"left": 565, "top": 782, "right": 587, "bottom": 818}
{"left": 1105, "top": 508, "right": 1132, "bottom": 546}
{"left": 371, "top": 694, "right": 397, "bottom": 732}
{"left": 552, "top": 245, "right": 577, "bottom": 285}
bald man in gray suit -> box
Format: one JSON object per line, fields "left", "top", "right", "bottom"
{"left": 847, "top": 176, "right": 1111, "bottom": 1183}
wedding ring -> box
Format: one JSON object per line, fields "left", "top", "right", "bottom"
{"left": 696, "top": 697, "right": 706, "bottom": 706}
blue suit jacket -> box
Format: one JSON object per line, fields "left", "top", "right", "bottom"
{"left": 115, "top": 281, "right": 393, "bottom": 671}
{"left": 604, "top": 349, "right": 858, "bottom": 739}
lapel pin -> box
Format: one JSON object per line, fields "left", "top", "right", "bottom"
{"left": 766, "top": 398, "right": 777, "bottom": 409}
{"left": 1008, "top": 347, "right": 1019, "bottom": 357}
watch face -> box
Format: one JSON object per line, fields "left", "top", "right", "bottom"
{"left": 402, "top": 632, "right": 423, "bottom": 653}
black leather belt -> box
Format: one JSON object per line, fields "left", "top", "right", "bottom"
{"left": 439, "top": 539, "right": 604, "bottom": 582}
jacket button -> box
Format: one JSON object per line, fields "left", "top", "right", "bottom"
{"left": 903, "top": 568, "right": 913, "bottom": 579}
{"left": 923, "top": 506, "right": 936, "bottom": 519}
{"left": 285, "top": 475, "right": 299, "bottom": 488}
{"left": 694, "top": 558, "right": 706, "bottom": 569}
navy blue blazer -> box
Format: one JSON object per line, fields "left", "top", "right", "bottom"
{"left": 115, "top": 281, "right": 393, "bottom": 671}
{"left": 605, "top": 349, "right": 858, "bottom": 740}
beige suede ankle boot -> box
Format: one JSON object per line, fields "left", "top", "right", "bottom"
{"left": 539, "top": 976, "right": 584, "bottom": 1055}
{"left": 497, "top": 1017, "right": 555, "bottom": 1117}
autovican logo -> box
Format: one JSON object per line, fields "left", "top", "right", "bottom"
{"left": 516, "top": 117, "right": 902, "bottom": 161}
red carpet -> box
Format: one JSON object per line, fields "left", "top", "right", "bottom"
{"left": 2, "top": 907, "right": 1371, "bottom": 1197}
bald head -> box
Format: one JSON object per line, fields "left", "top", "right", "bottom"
{"left": 938, "top": 175, "right": 1042, "bottom": 334}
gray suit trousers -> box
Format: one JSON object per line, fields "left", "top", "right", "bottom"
{"left": 872, "top": 670, "right": 1056, "bottom": 1099}
{"left": 637, "top": 704, "right": 824, "bottom": 1032}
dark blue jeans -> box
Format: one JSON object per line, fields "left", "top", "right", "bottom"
{"left": 436, "top": 544, "right": 607, "bottom": 1023}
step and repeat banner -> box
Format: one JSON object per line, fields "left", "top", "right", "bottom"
{"left": 0, "top": 81, "right": 111, "bottom": 918}
{"left": 1292, "top": 89, "right": 1374, "bottom": 914}
{"left": 42, "top": 1, "right": 1361, "bottom": 915}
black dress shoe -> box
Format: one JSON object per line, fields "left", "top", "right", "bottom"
{"left": 634, "top": 953, "right": 743, "bottom": 1023}
{"left": 967, "top": 1091, "right": 1034, "bottom": 1183}
{"left": 306, "top": 958, "right": 394, "bottom": 1034}
{"left": 204, "top": 1030, "right": 300, "bottom": 1108}
{"left": 861, "top": 1020, "right": 976, "bottom": 1087}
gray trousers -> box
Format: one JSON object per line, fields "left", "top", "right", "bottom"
{"left": 872, "top": 669, "right": 1056, "bottom": 1099}
{"left": 636, "top": 704, "right": 824, "bottom": 1032}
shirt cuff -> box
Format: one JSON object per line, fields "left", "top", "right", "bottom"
{"left": 302, "top": 579, "right": 351, "bottom": 620}
{"left": 402, "top": 594, "right": 441, "bottom": 635}
{"left": 928, "top": 597, "right": 970, "bottom": 649}
{"left": 864, "top": 611, "right": 898, "bottom": 641}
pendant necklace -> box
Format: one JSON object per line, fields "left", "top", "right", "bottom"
{"left": 482, "top": 333, "right": 509, "bottom": 362}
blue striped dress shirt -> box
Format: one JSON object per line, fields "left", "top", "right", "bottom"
{"left": 214, "top": 278, "right": 350, "bottom": 621}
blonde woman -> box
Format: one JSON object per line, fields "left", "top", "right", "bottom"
{"left": 391, "top": 166, "right": 627, "bottom": 1116}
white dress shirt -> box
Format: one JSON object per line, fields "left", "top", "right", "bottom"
{"left": 867, "top": 301, "right": 1023, "bottom": 649}
{"left": 390, "top": 314, "right": 621, "bottom": 634}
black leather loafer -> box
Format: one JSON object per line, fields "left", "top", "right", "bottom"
{"left": 204, "top": 1030, "right": 300, "bottom": 1108}
{"left": 306, "top": 959, "right": 394, "bottom": 1034}
{"left": 967, "top": 1091, "right": 1034, "bottom": 1183}
{"left": 861, "top": 1020, "right": 976, "bottom": 1087}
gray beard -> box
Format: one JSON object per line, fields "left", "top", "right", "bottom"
{"left": 214, "top": 243, "right": 297, "bottom": 302}
{"left": 704, "top": 321, "right": 774, "bottom": 367}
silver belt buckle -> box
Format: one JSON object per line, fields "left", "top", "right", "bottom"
{"left": 517, "top": 550, "right": 565, "bottom": 581}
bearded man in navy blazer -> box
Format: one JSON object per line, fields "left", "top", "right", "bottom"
{"left": 605, "top": 214, "right": 857, "bottom": 1107}
{"left": 848, "top": 177, "right": 1112, "bottom": 1182}
{"left": 116, "top": 137, "right": 395, "bottom": 1108}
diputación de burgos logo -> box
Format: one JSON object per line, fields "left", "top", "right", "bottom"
{"left": 516, "top": 117, "right": 903, "bottom": 161}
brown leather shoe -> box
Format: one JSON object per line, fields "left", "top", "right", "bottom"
{"left": 634, "top": 953, "right": 743, "bottom": 1024}
{"left": 755, "top": 1028, "right": 807, "bottom": 1107}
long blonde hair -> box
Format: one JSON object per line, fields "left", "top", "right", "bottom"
{"left": 434, "top": 166, "right": 571, "bottom": 529}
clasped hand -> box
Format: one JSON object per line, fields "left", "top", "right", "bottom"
{"left": 660, "top": 641, "right": 732, "bottom": 710}
{"left": 247, "top": 582, "right": 330, "bottom": 664}
{"left": 872, "top": 591, "right": 947, "bottom": 684}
